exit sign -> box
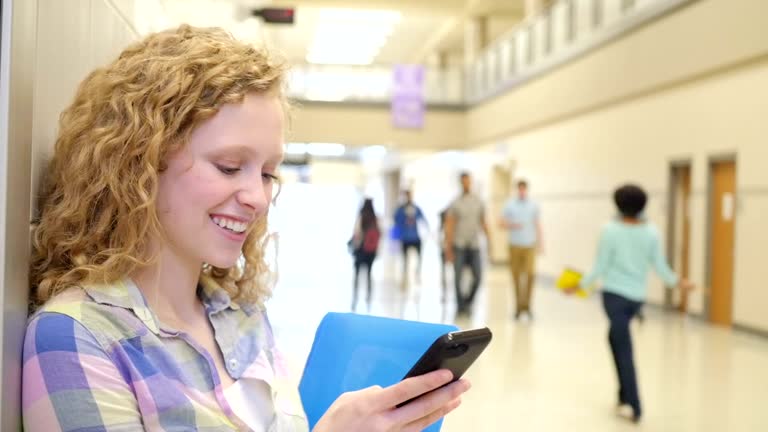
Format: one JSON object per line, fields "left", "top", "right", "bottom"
{"left": 252, "top": 8, "right": 295, "bottom": 25}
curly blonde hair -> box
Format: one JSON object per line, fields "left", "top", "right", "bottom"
{"left": 30, "top": 25, "right": 287, "bottom": 309}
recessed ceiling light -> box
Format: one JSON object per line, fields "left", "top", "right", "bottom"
{"left": 307, "top": 8, "right": 401, "bottom": 66}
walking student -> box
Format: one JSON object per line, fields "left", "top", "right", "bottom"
{"left": 393, "top": 190, "right": 428, "bottom": 287}
{"left": 444, "top": 172, "right": 491, "bottom": 316}
{"left": 564, "top": 184, "right": 694, "bottom": 423}
{"left": 500, "top": 180, "right": 543, "bottom": 319}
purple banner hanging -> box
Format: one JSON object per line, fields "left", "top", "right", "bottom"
{"left": 391, "top": 65, "right": 425, "bottom": 129}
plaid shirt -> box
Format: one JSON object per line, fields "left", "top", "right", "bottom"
{"left": 22, "top": 276, "right": 309, "bottom": 431}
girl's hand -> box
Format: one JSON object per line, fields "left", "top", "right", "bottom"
{"left": 313, "top": 369, "right": 471, "bottom": 432}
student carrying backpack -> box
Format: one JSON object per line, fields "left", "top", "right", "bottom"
{"left": 351, "top": 198, "right": 380, "bottom": 311}
{"left": 361, "top": 225, "right": 381, "bottom": 254}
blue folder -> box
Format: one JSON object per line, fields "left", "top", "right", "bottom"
{"left": 298, "top": 313, "right": 459, "bottom": 431}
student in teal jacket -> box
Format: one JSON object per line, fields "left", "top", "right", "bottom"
{"left": 565, "top": 184, "right": 694, "bottom": 423}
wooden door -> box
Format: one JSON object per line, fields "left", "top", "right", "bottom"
{"left": 674, "top": 165, "right": 692, "bottom": 312}
{"left": 709, "top": 161, "right": 736, "bottom": 326}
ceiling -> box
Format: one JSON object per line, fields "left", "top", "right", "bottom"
{"left": 156, "top": 0, "right": 528, "bottom": 65}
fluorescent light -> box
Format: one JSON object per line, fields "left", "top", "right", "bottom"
{"left": 303, "top": 91, "right": 347, "bottom": 102}
{"left": 306, "top": 53, "right": 375, "bottom": 66}
{"left": 360, "top": 145, "right": 387, "bottom": 160}
{"left": 307, "top": 8, "right": 401, "bottom": 66}
{"left": 285, "top": 143, "right": 308, "bottom": 154}
{"left": 307, "top": 143, "right": 346, "bottom": 157}
{"left": 317, "top": 9, "right": 401, "bottom": 23}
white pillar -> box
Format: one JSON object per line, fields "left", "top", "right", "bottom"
{"left": 525, "top": 0, "right": 547, "bottom": 19}
{"left": 1, "top": 0, "right": 37, "bottom": 430}
{"left": 463, "top": 16, "right": 488, "bottom": 66}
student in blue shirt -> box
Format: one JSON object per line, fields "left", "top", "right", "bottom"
{"left": 565, "top": 184, "right": 694, "bottom": 423}
{"left": 394, "top": 190, "right": 428, "bottom": 286}
{"left": 500, "top": 180, "right": 543, "bottom": 320}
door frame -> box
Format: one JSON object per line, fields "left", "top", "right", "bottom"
{"left": 489, "top": 161, "right": 514, "bottom": 265}
{"left": 2, "top": 0, "right": 38, "bottom": 429}
{"left": 665, "top": 158, "right": 692, "bottom": 309}
{"left": 704, "top": 153, "right": 737, "bottom": 323}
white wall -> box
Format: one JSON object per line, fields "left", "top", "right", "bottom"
{"left": 308, "top": 160, "right": 365, "bottom": 187}
{"left": 466, "top": 0, "right": 768, "bottom": 147}
{"left": 468, "top": 57, "right": 768, "bottom": 330}
{"left": 288, "top": 103, "right": 467, "bottom": 152}
{"left": 400, "top": 0, "right": 768, "bottom": 334}
{"left": 456, "top": 0, "right": 768, "bottom": 332}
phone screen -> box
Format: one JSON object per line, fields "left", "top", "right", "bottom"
{"left": 397, "top": 327, "right": 492, "bottom": 407}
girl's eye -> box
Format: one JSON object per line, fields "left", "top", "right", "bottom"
{"left": 216, "top": 164, "right": 241, "bottom": 175}
{"left": 262, "top": 173, "right": 279, "bottom": 183}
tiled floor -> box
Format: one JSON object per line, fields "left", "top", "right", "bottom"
{"left": 265, "top": 184, "right": 768, "bottom": 431}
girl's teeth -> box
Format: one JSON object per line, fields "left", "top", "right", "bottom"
{"left": 212, "top": 216, "right": 246, "bottom": 233}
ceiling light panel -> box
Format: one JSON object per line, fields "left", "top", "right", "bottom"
{"left": 307, "top": 8, "right": 402, "bottom": 66}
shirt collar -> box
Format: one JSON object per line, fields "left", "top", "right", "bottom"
{"left": 83, "top": 278, "right": 162, "bottom": 334}
{"left": 198, "top": 275, "right": 243, "bottom": 314}
{"left": 83, "top": 275, "right": 248, "bottom": 336}
{"left": 614, "top": 213, "right": 647, "bottom": 223}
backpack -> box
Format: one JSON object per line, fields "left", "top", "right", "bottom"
{"left": 361, "top": 227, "right": 380, "bottom": 253}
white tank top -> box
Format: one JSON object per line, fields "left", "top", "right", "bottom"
{"left": 224, "top": 378, "right": 275, "bottom": 431}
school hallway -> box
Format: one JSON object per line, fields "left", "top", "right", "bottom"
{"left": 4, "top": 0, "right": 768, "bottom": 429}
{"left": 266, "top": 183, "right": 768, "bottom": 432}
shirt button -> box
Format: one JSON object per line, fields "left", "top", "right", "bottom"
{"left": 228, "top": 358, "right": 239, "bottom": 371}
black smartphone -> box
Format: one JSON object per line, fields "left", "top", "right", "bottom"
{"left": 396, "top": 327, "right": 493, "bottom": 407}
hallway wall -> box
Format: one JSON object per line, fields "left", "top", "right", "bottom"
{"left": 288, "top": 102, "right": 466, "bottom": 151}
{"left": 475, "top": 57, "right": 768, "bottom": 332}
{"left": 465, "top": 0, "right": 768, "bottom": 146}
{"left": 400, "top": 0, "right": 768, "bottom": 332}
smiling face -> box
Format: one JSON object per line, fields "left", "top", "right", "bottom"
{"left": 155, "top": 92, "right": 284, "bottom": 270}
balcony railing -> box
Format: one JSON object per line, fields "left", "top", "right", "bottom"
{"left": 287, "top": 0, "right": 696, "bottom": 107}
{"left": 465, "top": 0, "right": 696, "bottom": 103}
{"left": 287, "top": 64, "right": 464, "bottom": 106}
